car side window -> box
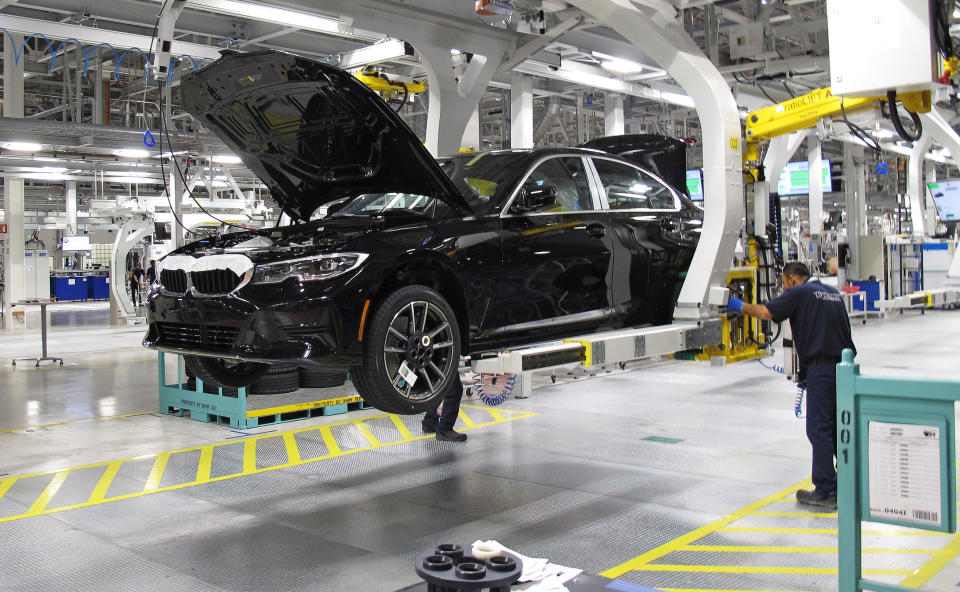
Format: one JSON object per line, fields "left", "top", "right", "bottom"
{"left": 520, "top": 157, "right": 594, "bottom": 213}
{"left": 593, "top": 158, "right": 679, "bottom": 211}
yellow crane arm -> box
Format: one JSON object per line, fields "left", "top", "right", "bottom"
{"left": 743, "top": 87, "right": 931, "bottom": 163}
{"left": 354, "top": 71, "right": 426, "bottom": 96}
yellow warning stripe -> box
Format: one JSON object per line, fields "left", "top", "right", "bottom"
{"left": 719, "top": 525, "right": 951, "bottom": 536}
{"left": 680, "top": 544, "right": 938, "bottom": 555}
{"left": 752, "top": 510, "right": 837, "bottom": 518}
{"left": 388, "top": 414, "right": 414, "bottom": 441}
{"left": 636, "top": 564, "right": 912, "bottom": 576}
{"left": 600, "top": 478, "right": 811, "bottom": 578}
{"left": 27, "top": 471, "right": 69, "bottom": 515}
{"left": 898, "top": 531, "right": 960, "bottom": 588}
{"left": 247, "top": 395, "right": 364, "bottom": 418}
{"left": 0, "top": 406, "right": 537, "bottom": 524}
{"left": 354, "top": 421, "right": 381, "bottom": 446}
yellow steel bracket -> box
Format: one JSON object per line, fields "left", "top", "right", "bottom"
{"left": 354, "top": 71, "right": 426, "bottom": 99}
{"left": 694, "top": 266, "right": 766, "bottom": 364}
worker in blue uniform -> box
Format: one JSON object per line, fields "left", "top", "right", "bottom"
{"left": 728, "top": 261, "right": 856, "bottom": 508}
{"left": 421, "top": 376, "right": 468, "bottom": 442}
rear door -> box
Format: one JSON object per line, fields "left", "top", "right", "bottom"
{"left": 588, "top": 156, "right": 687, "bottom": 327}
{"left": 488, "top": 155, "right": 615, "bottom": 343}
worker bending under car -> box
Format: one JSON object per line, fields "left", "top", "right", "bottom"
{"left": 727, "top": 262, "right": 856, "bottom": 508}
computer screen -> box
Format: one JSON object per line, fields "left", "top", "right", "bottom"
{"left": 685, "top": 169, "right": 704, "bottom": 201}
{"left": 61, "top": 235, "right": 90, "bottom": 251}
{"left": 927, "top": 178, "right": 960, "bottom": 221}
{"left": 777, "top": 159, "right": 833, "bottom": 196}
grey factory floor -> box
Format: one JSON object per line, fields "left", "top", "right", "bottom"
{"left": 1, "top": 302, "right": 960, "bottom": 591}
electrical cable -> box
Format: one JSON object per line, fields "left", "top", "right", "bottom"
{"left": 885, "top": 90, "right": 923, "bottom": 142}
{"left": 145, "top": 0, "right": 192, "bottom": 237}
{"left": 840, "top": 97, "right": 881, "bottom": 154}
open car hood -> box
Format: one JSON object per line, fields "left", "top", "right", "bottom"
{"left": 181, "top": 50, "right": 470, "bottom": 221}
{"left": 581, "top": 134, "right": 688, "bottom": 198}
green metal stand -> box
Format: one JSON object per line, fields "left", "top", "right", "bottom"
{"left": 157, "top": 353, "right": 368, "bottom": 429}
{"left": 837, "top": 349, "right": 959, "bottom": 591}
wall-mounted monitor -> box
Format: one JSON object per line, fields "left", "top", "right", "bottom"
{"left": 777, "top": 159, "right": 833, "bottom": 196}
{"left": 61, "top": 235, "right": 90, "bottom": 251}
{"left": 685, "top": 169, "right": 704, "bottom": 202}
{"left": 927, "top": 179, "right": 960, "bottom": 221}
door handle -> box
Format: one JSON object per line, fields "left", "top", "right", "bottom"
{"left": 585, "top": 224, "right": 606, "bottom": 239}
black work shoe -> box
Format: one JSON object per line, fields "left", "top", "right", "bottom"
{"left": 436, "top": 429, "right": 467, "bottom": 442}
{"left": 421, "top": 424, "right": 437, "bottom": 434}
{"left": 796, "top": 488, "right": 837, "bottom": 509}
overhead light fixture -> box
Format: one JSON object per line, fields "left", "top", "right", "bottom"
{"left": 212, "top": 154, "right": 243, "bottom": 164}
{"left": 115, "top": 149, "right": 150, "bottom": 158}
{"left": 600, "top": 58, "right": 645, "bottom": 74}
{"left": 5, "top": 142, "right": 43, "bottom": 152}
{"left": 871, "top": 129, "right": 895, "bottom": 139}
{"left": 187, "top": 0, "right": 340, "bottom": 33}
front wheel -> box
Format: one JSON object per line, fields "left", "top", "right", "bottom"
{"left": 354, "top": 285, "right": 461, "bottom": 414}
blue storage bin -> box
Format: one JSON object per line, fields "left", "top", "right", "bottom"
{"left": 851, "top": 280, "right": 880, "bottom": 312}
{"left": 88, "top": 276, "right": 110, "bottom": 300}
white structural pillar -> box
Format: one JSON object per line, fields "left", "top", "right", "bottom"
{"left": 461, "top": 105, "right": 481, "bottom": 152}
{"left": 3, "top": 34, "right": 25, "bottom": 330}
{"left": 171, "top": 164, "right": 184, "bottom": 248}
{"left": 604, "top": 93, "right": 625, "bottom": 137}
{"left": 420, "top": 43, "right": 505, "bottom": 157}
{"left": 925, "top": 159, "right": 938, "bottom": 233}
{"left": 566, "top": 0, "right": 744, "bottom": 321}
{"left": 907, "top": 133, "right": 933, "bottom": 237}
{"left": 510, "top": 72, "right": 534, "bottom": 149}
{"left": 808, "top": 136, "right": 823, "bottom": 236}
{"left": 66, "top": 181, "right": 78, "bottom": 235}
{"left": 843, "top": 142, "right": 866, "bottom": 280}
{"left": 760, "top": 131, "right": 807, "bottom": 234}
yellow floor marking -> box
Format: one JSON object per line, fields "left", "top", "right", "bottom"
{"left": 195, "top": 447, "right": 213, "bottom": 483}
{"left": 282, "top": 432, "right": 301, "bottom": 465}
{"left": 679, "top": 544, "right": 937, "bottom": 555}
{"left": 0, "top": 477, "right": 17, "bottom": 501}
{"left": 88, "top": 461, "right": 122, "bottom": 504}
{"left": 242, "top": 439, "right": 257, "bottom": 473}
{"left": 635, "top": 564, "right": 911, "bottom": 576}
{"left": 753, "top": 511, "right": 837, "bottom": 518}
{"left": 898, "top": 530, "right": 960, "bottom": 588}
{"left": 487, "top": 409, "right": 505, "bottom": 422}
{"left": 0, "top": 411, "right": 155, "bottom": 435}
{"left": 719, "top": 526, "right": 951, "bottom": 536}
{"left": 142, "top": 453, "right": 170, "bottom": 492}
{"left": 457, "top": 409, "right": 477, "bottom": 428}
{"left": 318, "top": 426, "right": 341, "bottom": 457}
{"left": 388, "top": 415, "right": 415, "bottom": 441}
{"left": 26, "top": 471, "right": 69, "bottom": 515}
{"left": 354, "top": 421, "right": 381, "bottom": 446}
{"left": 600, "top": 478, "right": 811, "bottom": 579}
{"left": 0, "top": 407, "right": 537, "bottom": 524}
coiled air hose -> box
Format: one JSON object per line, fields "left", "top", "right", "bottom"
{"left": 471, "top": 373, "right": 516, "bottom": 406}
{"left": 794, "top": 381, "right": 806, "bottom": 419}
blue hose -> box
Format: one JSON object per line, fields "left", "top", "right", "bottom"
{"left": 794, "top": 381, "right": 806, "bottom": 418}
{"left": 472, "top": 373, "right": 515, "bottom": 406}
{"left": 757, "top": 359, "right": 785, "bottom": 374}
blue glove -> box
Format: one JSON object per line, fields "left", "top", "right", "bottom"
{"left": 726, "top": 296, "right": 744, "bottom": 313}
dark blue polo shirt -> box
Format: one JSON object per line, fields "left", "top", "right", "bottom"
{"left": 765, "top": 279, "right": 856, "bottom": 366}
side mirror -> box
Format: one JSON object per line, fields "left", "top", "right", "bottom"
{"left": 512, "top": 185, "right": 558, "bottom": 213}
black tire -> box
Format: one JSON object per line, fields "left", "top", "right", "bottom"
{"left": 249, "top": 369, "right": 300, "bottom": 395}
{"left": 265, "top": 363, "right": 298, "bottom": 375}
{"left": 353, "top": 285, "right": 461, "bottom": 414}
{"left": 183, "top": 355, "right": 269, "bottom": 389}
{"left": 298, "top": 367, "right": 347, "bottom": 388}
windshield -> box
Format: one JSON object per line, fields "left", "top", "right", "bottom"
{"left": 438, "top": 152, "right": 533, "bottom": 215}
{"left": 315, "top": 152, "right": 532, "bottom": 219}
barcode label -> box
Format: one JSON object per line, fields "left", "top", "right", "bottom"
{"left": 913, "top": 510, "right": 938, "bottom": 522}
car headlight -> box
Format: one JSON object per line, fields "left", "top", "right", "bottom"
{"left": 253, "top": 253, "right": 369, "bottom": 284}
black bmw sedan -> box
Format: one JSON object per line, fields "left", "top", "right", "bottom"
{"left": 143, "top": 50, "right": 702, "bottom": 414}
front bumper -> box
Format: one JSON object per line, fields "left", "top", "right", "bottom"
{"left": 143, "top": 284, "right": 365, "bottom": 368}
